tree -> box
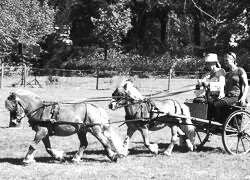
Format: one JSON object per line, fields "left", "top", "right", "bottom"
{"left": 0, "top": 0, "right": 55, "bottom": 56}
{"left": 188, "top": 0, "right": 250, "bottom": 52}
{"left": 91, "top": 0, "right": 132, "bottom": 58}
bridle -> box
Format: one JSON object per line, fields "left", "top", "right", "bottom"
{"left": 10, "top": 99, "right": 26, "bottom": 124}
{"left": 109, "top": 90, "right": 143, "bottom": 110}
{"left": 8, "top": 97, "right": 56, "bottom": 124}
{"left": 110, "top": 95, "right": 131, "bottom": 109}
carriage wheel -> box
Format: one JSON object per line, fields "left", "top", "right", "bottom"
{"left": 222, "top": 110, "right": 250, "bottom": 155}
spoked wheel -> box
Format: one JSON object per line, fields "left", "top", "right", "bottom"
{"left": 222, "top": 110, "right": 250, "bottom": 155}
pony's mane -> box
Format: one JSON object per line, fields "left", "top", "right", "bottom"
{"left": 119, "top": 79, "right": 144, "bottom": 100}
{"left": 13, "top": 89, "right": 42, "bottom": 101}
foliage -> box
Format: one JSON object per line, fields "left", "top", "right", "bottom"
{"left": 91, "top": 0, "right": 132, "bottom": 48}
{"left": 46, "top": 44, "right": 174, "bottom": 74}
{"left": 0, "top": 0, "right": 55, "bottom": 56}
{"left": 174, "top": 56, "right": 205, "bottom": 73}
{"left": 187, "top": 0, "right": 250, "bottom": 51}
{"left": 2, "top": 0, "right": 250, "bottom": 73}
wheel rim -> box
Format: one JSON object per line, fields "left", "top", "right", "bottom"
{"left": 223, "top": 110, "right": 250, "bottom": 155}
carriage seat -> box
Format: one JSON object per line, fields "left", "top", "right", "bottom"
{"left": 228, "top": 102, "right": 248, "bottom": 111}
{"left": 185, "top": 99, "right": 248, "bottom": 122}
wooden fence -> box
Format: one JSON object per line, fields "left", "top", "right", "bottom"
{"left": 0, "top": 63, "right": 204, "bottom": 90}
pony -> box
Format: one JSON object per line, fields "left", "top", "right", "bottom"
{"left": 5, "top": 89, "right": 125, "bottom": 164}
{"left": 109, "top": 79, "right": 196, "bottom": 156}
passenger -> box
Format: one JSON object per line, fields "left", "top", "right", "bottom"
{"left": 213, "top": 52, "right": 249, "bottom": 124}
{"left": 194, "top": 53, "right": 226, "bottom": 103}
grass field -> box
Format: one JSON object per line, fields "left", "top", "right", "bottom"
{"left": 1, "top": 77, "right": 250, "bottom": 180}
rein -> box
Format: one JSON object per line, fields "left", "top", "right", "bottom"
{"left": 114, "top": 96, "right": 145, "bottom": 109}
{"left": 19, "top": 102, "right": 57, "bottom": 121}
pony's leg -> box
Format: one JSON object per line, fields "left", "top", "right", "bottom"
{"left": 177, "top": 127, "right": 194, "bottom": 151}
{"left": 72, "top": 130, "right": 88, "bottom": 163}
{"left": 123, "top": 126, "right": 137, "bottom": 156}
{"left": 139, "top": 126, "right": 158, "bottom": 154}
{"left": 91, "top": 125, "right": 118, "bottom": 162}
{"left": 23, "top": 127, "right": 48, "bottom": 164}
{"left": 42, "top": 135, "right": 65, "bottom": 162}
{"left": 163, "top": 126, "right": 178, "bottom": 156}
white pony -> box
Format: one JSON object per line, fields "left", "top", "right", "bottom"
{"left": 5, "top": 89, "right": 126, "bottom": 164}
{"left": 109, "top": 79, "right": 196, "bottom": 156}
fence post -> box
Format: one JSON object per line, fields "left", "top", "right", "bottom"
{"left": 96, "top": 68, "right": 99, "bottom": 90}
{"left": 168, "top": 68, "right": 172, "bottom": 91}
{"left": 23, "top": 63, "right": 27, "bottom": 86}
{"left": 0, "top": 61, "right": 3, "bottom": 88}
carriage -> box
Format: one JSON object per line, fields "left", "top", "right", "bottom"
{"left": 184, "top": 99, "right": 250, "bottom": 155}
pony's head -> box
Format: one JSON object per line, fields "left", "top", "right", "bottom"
{"left": 109, "top": 79, "right": 144, "bottom": 110}
{"left": 109, "top": 87, "right": 129, "bottom": 110}
{"left": 5, "top": 90, "right": 43, "bottom": 126}
{"left": 5, "top": 92, "right": 26, "bottom": 126}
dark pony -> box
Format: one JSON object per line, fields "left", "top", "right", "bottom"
{"left": 109, "top": 80, "right": 196, "bottom": 156}
{"left": 5, "top": 89, "right": 125, "bottom": 164}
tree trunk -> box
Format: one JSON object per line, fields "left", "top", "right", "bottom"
{"left": 193, "top": 15, "right": 201, "bottom": 46}
{"left": 156, "top": 7, "right": 169, "bottom": 44}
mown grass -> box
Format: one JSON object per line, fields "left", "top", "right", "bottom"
{"left": 0, "top": 77, "right": 250, "bottom": 180}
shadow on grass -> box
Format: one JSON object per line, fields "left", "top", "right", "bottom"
{"left": 0, "top": 157, "right": 24, "bottom": 165}
{"left": 0, "top": 149, "right": 113, "bottom": 165}
{"left": 130, "top": 142, "right": 225, "bottom": 155}
{"left": 125, "top": 142, "right": 190, "bottom": 156}
{"left": 0, "top": 145, "right": 226, "bottom": 165}
{"left": 196, "top": 146, "right": 225, "bottom": 154}
{"left": 0, "top": 157, "right": 64, "bottom": 165}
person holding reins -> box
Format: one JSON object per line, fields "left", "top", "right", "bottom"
{"left": 194, "top": 53, "right": 226, "bottom": 120}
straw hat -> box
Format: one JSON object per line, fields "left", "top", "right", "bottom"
{"left": 204, "top": 53, "right": 218, "bottom": 63}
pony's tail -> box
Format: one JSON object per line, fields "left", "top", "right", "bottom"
{"left": 103, "top": 125, "right": 126, "bottom": 157}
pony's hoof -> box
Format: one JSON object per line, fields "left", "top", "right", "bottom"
{"left": 118, "top": 150, "right": 129, "bottom": 158}
{"left": 109, "top": 154, "right": 118, "bottom": 162}
{"left": 193, "top": 145, "right": 197, "bottom": 151}
{"left": 22, "top": 158, "right": 36, "bottom": 165}
{"left": 185, "top": 140, "right": 194, "bottom": 151}
{"left": 149, "top": 143, "right": 159, "bottom": 154}
{"left": 117, "top": 152, "right": 129, "bottom": 158}
{"left": 58, "top": 157, "right": 66, "bottom": 163}
{"left": 163, "top": 151, "right": 172, "bottom": 156}
{"left": 71, "top": 158, "right": 82, "bottom": 163}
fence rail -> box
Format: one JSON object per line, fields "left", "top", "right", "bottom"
{"left": 0, "top": 64, "right": 207, "bottom": 90}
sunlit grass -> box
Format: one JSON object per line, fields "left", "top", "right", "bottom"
{"left": 0, "top": 77, "right": 250, "bottom": 179}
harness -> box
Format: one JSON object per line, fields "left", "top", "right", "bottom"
{"left": 169, "top": 99, "right": 184, "bottom": 117}
{"left": 25, "top": 102, "right": 91, "bottom": 135}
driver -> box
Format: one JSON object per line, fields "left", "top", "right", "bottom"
{"left": 193, "top": 53, "right": 226, "bottom": 120}
{"left": 194, "top": 53, "right": 226, "bottom": 102}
